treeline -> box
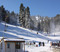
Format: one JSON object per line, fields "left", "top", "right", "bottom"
{"left": 0, "top": 4, "right": 60, "bottom": 33}
{"left": 30, "top": 16, "right": 51, "bottom": 33}
{"left": 0, "top": 5, "right": 9, "bottom": 23}
{"left": 0, "top": 5, "right": 19, "bottom": 25}
{"left": 31, "top": 15, "right": 60, "bottom": 33}
{"left": 19, "top": 3, "right": 31, "bottom": 28}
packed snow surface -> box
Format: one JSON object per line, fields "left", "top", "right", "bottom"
{"left": 0, "top": 22, "right": 60, "bottom": 42}
{"left": 0, "top": 22, "right": 47, "bottom": 42}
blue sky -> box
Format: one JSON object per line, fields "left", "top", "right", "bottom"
{"left": 0, "top": 0, "right": 60, "bottom": 17}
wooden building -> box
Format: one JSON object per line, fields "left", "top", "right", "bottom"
{"left": 0, "top": 37, "right": 25, "bottom": 52}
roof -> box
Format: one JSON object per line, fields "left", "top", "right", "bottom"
{"left": 4, "top": 38, "right": 25, "bottom": 42}
{"left": 0, "top": 37, "right": 25, "bottom": 42}
{"left": 0, "top": 37, "right": 3, "bottom": 42}
{"left": 0, "top": 37, "right": 3, "bottom": 39}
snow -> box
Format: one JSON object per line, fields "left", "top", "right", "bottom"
{"left": 4, "top": 38, "right": 25, "bottom": 42}
{"left": 0, "top": 22, "right": 60, "bottom": 42}
{"left": 25, "top": 43, "right": 53, "bottom": 52}
{"left": 0, "top": 22, "right": 60, "bottom": 52}
{"left": 0, "top": 22, "right": 49, "bottom": 42}
{"left": 36, "top": 16, "right": 38, "bottom": 20}
{"left": 0, "top": 37, "right": 3, "bottom": 38}
{"left": 0, "top": 37, "right": 3, "bottom": 39}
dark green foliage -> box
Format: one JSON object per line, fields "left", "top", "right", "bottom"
{"left": 19, "top": 3, "right": 30, "bottom": 29}
{"left": 1, "top": 5, "right": 6, "bottom": 21}
{"left": 30, "top": 19, "right": 34, "bottom": 30}
{"left": 11, "top": 11, "right": 15, "bottom": 16}
{"left": 25, "top": 6, "right": 30, "bottom": 28}
{"left": 19, "top": 3, "right": 25, "bottom": 27}
{"left": 37, "top": 22, "right": 40, "bottom": 31}
{"left": 5, "top": 16, "right": 9, "bottom": 23}
{"left": 0, "top": 5, "right": 10, "bottom": 23}
{"left": 26, "top": 7, "right": 30, "bottom": 13}
{"left": 54, "top": 14, "right": 60, "bottom": 25}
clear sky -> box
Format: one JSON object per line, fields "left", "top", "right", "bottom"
{"left": 0, "top": 0, "right": 60, "bottom": 17}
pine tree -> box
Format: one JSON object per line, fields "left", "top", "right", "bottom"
{"left": 11, "top": 11, "right": 15, "bottom": 16}
{"left": 19, "top": 3, "right": 25, "bottom": 27}
{"left": 1, "top": 5, "right": 6, "bottom": 21}
{"left": 37, "top": 22, "right": 40, "bottom": 31}
{"left": 25, "top": 7, "right": 30, "bottom": 28}
{"left": 30, "top": 18, "right": 34, "bottom": 30}
{"left": 5, "top": 15, "right": 9, "bottom": 23}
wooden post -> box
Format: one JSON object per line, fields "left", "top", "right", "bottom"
{"left": 24, "top": 43, "right": 25, "bottom": 52}
{"left": 5, "top": 42, "right": 6, "bottom": 52}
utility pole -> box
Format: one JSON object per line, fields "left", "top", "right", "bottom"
{"left": 3, "top": 16, "right": 7, "bottom": 38}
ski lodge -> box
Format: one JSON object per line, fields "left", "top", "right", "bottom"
{"left": 0, "top": 37, "right": 25, "bottom": 52}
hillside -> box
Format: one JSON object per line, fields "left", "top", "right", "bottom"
{"left": 0, "top": 22, "right": 60, "bottom": 42}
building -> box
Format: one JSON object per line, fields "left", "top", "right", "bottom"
{"left": 0, "top": 37, "right": 25, "bottom": 52}
{"left": 0, "top": 37, "right": 3, "bottom": 52}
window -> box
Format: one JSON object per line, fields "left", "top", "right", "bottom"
{"left": 7, "top": 43, "right": 10, "bottom": 48}
{"left": 15, "top": 42, "right": 20, "bottom": 49}
{"left": 1, "top": 43, "right": 2, "bottom": 49}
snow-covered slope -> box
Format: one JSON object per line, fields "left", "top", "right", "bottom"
{"left": 0, "top": 22, "right": 60, "bottom": 42}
